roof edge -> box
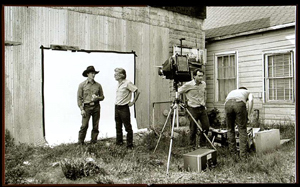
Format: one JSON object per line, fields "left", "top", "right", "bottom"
{"left": 206, "top": 22, "right": 295, "bottom": 42}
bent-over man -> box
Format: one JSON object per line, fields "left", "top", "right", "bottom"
{"left": 225, "top": 87, "right": 253, "bottom": 160}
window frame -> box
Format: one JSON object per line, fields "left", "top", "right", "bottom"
{"left": 214, "top": 51, "right": 238, "bottom": 103}
{"left": 263, "top": 49, "right": 295, "bottom": 104}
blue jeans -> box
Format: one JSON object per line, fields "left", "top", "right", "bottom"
{"left": 225, "top": 100, "right": 248, "bottom": 158}
{"left": 115, "top": 105, "right": 133, "bottom": 146}
{"left": 78, "top": 104, "right": 100, "bottom": 143}
{"left": 187, "top": 106, "right": 210, "bottom": 146}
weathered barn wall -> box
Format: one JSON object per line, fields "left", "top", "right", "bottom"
{"left": 205, "top": 27, "right": 295, "bottom": 124}
{"left": 4, "top": 6, "right": 205, "bottom": 144}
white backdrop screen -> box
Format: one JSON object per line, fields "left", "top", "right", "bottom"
{"left": 43, "top": 50, "right": 137, "bottom": 146}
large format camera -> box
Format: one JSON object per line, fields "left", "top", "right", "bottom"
{"left": 158, "top": 38, "right": 202, "bottom": 83}
{"left": 158, "top": 54, "right": 193, "bottom": 82}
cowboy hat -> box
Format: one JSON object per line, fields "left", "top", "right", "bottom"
{"left": 82, "top": 66, "right": 99, "bottom": 77}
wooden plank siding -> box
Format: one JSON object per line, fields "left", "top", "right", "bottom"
{"left": 205, "top": 27, "right": 295, "bottom": 125}
{"left": 4, "top": 6, "right": 205, "bottom": 144}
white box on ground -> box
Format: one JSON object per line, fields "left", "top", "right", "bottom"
{"left": 254, "top": 129, "right": 280, "bottom": 154}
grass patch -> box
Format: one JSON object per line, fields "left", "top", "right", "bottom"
{"left": 4, "top": 123, "right": 296, "bottom": 184}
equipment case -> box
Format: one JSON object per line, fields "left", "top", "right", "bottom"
{"left": 183, "top": 148, "right": 217, "bottom": 172}
{"left": 210, "top": 127, "right": 253, "bottom": 149}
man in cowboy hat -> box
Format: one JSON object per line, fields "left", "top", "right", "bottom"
{"left": 77, "top": 66, "right": 105, "bottom": 145}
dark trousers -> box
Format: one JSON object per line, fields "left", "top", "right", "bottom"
{"left": 78, "top": 104, "right": 100, "bottom": 143}
{"left": 187, "top": 106, "right": 210, "bottom": 146}
{"left": 115, "top": 105, "right": 133, "bottom": 146}
{"left": 225, "top": 100, "right": 248, "bottom": 158}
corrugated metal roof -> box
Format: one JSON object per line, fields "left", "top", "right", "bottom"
{"left": 204, "top": 6, "right": 296, "bottom": 39}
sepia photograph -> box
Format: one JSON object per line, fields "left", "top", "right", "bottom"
{"left": 3, "top": 4, "right": 297, "bottom": 185}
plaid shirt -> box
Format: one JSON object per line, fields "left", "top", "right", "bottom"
{"left": 77, "top": 79, "right": 104, "bottom": 110}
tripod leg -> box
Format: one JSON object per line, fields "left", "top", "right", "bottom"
{"left": 153, "top": 107, "right": 173, "bottom": 153}
{"left": 166, "top": 105, "right": 177, "bottom": 175}
{"left": 176, "top": 103, "right": 179, "bottom": 129}
{"left": 184, "top": 106, "right": 217, "bottom": 150}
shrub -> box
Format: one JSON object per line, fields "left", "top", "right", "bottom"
{"left": 208, "top": 107, "right": 224, "bottom": 129}
{"left": 60, "top": 157, "right": 107, "bottom": 180}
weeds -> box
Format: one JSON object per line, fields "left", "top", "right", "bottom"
{"left": 4, "top": 124, "right": 296, "bottom": 184}
{"left": 60, "top": 157, "right": 107, "bottom": 180}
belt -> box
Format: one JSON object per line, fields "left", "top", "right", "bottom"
{"left": 84, "top": 102, "right": 99, "bottom": 106}
{"left": 227, "top": 99, "right": 243, "bottom": 102}
{"left": 225, "top": 99, "right": 245, "bottom": 105}
{"left": 115, "top": 104, "right": 129, "bottom": 107}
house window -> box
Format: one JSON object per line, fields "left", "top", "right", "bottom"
{"left": 265, "top": 51, "right": 294, "bottom": 102}
{"left": 215, "top": 52, "right": 237, "bottom": 102}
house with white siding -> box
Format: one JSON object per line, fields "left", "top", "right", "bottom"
{"left": 203, "top": 6, "right": 296, "bottom": 125}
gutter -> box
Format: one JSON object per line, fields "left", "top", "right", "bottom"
{"left": 206, "top": 22, "right": 295, "bottom": 42}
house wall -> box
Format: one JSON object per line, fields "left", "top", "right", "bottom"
{"left": 4, "top": 6, "right": 205, "bottom": 144}
{"left": 205, "top": 27, "right": 296, "bottom": 125}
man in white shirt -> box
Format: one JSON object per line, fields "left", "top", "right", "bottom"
{"left": 114, "top": 68, "right": 140, "bottom": 149}
{"left": 178, "top": 68, "right": 210, "bottom": 148}
{"left": 225, "top": 87, "right": 253, "bottom": 160}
